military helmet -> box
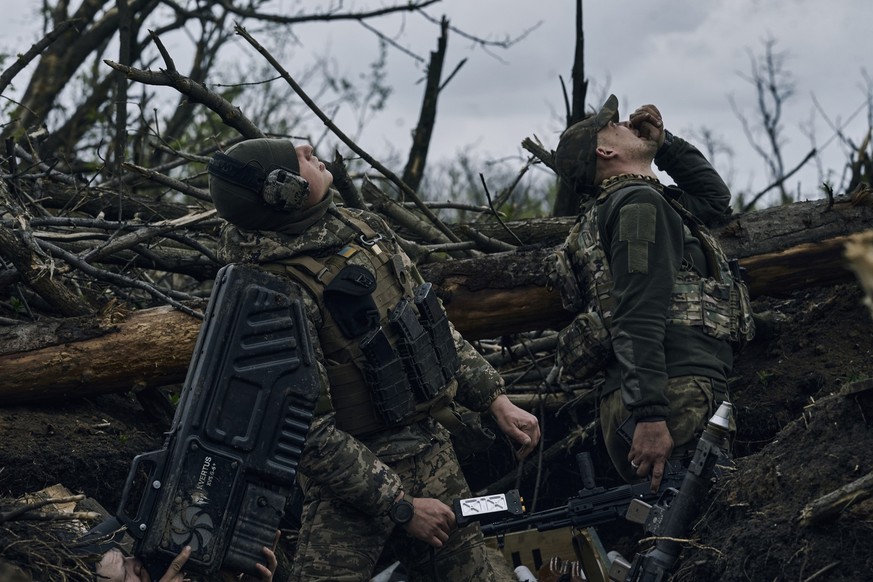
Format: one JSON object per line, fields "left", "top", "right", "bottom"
{"left": 553, "top": 94, "right": 619, "bottom": 192}
{"left": 208, "top": 138, "right": 311, "bottom": 230}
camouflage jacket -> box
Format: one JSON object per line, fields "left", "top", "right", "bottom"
{"left": 217, "top": 199, "right": 505, "bottom": 518}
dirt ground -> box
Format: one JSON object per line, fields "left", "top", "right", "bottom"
{"left": 2, "top": 280, "right": 873, "bottom": 581}
{"left": 675, "top": 281, "right": 873, "bottom": 582}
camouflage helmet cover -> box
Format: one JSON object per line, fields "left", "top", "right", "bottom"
{"left": 553, "top": 94, "right": 619, "bottom": 191}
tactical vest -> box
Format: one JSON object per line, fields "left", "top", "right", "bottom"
{"left": 552, "top": 175, "right": 755, "bottom": 380}
{"left": 267, "top": 210, "right": 461, "bottom": 437}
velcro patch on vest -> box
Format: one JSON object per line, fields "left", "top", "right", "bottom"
{"left": 619, "top": 203, "right": 656, "bottom": 274}
{"left": 337, "top": 245, "right": 359, "bottom": 258}
{"left": 324, "top": 265, "right": 380, "bottom": 338}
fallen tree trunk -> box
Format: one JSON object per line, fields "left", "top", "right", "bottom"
{"left": 0, "top": 234, "right": 865, "bottom": 405}
{"left": 462, "top": 193, "right": 873, "bottom": 256}
{"left": 426, "top": 233, "right": 865, "bottom": 339}
{"left": 740, "top": 235, "right": 862, "bottom": 297}
{"left": 0, "top": 306, "right": 199, "bottom": 404}
{"left": 429, "top": 194, "right": 873, "bottom": 337}
{"left": 1, "top": 201, "right": 872, "bottom": 404}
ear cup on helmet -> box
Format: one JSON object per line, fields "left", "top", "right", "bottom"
{"left": 208, "top": 138, "right": 318, "bottom": 230}
{"left": 262, "top": 168, "right": 310, "bottom": 210}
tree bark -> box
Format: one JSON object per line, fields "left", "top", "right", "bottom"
{"left": 0, "top": 224, "right": 94, "bottom": 318}
{"left": 0, "top": 306, "right": 198, "bottom": 404}
{"left": 422, "top": 246, "right": 567, "bottom": 338}
{"left": 421, "top": 235, "right": 868, "bottom": 339}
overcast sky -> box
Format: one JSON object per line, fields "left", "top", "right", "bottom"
{"left": 3, "top": 1, "right": 871, "bottom": 206}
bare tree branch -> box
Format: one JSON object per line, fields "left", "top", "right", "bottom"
{"left": 234, "top": 23, "right": 462, "bottom": 243}
{"left": 0, "top": 222, "right": 94, "bottom": 317}
{"left": 0, "top": 19, "right": 80, "bottom": 97}
{"left": 478, "top": 172, "right": 522, "bottom": 246}
{"left": 742, "top": 148, "right": 817, "bottom": 212}
{"left": 521, "top": 135, "right": 555, "bottom": 173}
{"left": 216, "top": 0, "right": 442, "bottom": 25}
{"left": 552, "top": 0, "right": 587, "bottom": 217}
{"left": 104, "top": 30, "right": 265, "bottom": 140}
{"left": 416, "top": 7, "right": 542, "bottom": 57}
{"left": 35, "top": 238, "right": 203, "bottom": 317}
{"left": 361, "top": 178, "right": 454, "bottom": 246}
{"left": 731, "top": 38, "right": 796, "bottom": 206}
{"left": 121, "top": 162, "right": 212, "bottom": 202}
{"left": 81, "top": 209, "right": 217, "bottom": 263}
{"left": 327, "top": 149, "right": 365, "bottom": 209}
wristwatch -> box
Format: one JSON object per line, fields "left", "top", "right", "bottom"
{"left": 388, "top": 496, "right": 415, "bottom": 525}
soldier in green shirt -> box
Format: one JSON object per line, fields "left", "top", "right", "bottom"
{"left": 551, "top": 95, "right": 754, "bottom": 491}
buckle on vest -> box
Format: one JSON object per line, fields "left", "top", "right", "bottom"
{"left": 359, "top": 233, "right": 384, "bottom": 247}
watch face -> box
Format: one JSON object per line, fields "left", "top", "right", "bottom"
{"left": 391, "top": 499, "right": 414, "bottom": 524}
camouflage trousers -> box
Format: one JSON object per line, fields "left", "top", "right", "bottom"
{"left": 288, "top": 438, "right": 514, "bottom": 581}
{"left": 599, "top": 376, "right": 736, "bottom": 483}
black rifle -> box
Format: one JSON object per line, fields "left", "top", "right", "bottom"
{"left": 480, "top": 454, "right": 685, "bottom": 537}
{"left": 116, "top": 264, "right": 321, "bottom": 579}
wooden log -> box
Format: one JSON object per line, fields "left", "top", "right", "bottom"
{"left": 798, "top": 471, "right": 873, "bottom": 527}
{"left": 0, "top": 232, "right": 866, "bottom": 404}
{"left": 421, "top": 232, "right": 866, "bottom": 339}
{"left": 425, "top": 195, "right": 873, "bottom": 339}
{"left": 421, "top": 245, "right": 568, "bottom": 339}
{"left": 739, "top": 235, "right": 858, "bottom": 297}
{"left": 0, "top": 234, "right": 868, "bottom": 404}
{"left": 0, "top": 306, "right": 199, "bottom": 404}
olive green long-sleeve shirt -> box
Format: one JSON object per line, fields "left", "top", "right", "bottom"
{"left": 597, "top": 136, "right": 734, "bottom": 419}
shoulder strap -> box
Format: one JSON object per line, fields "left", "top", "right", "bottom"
{"left": 333, "top": 207, "right": 385, "bottom": 245}
{"left": 341, "top": 212, "right": 380, "bottom": 239}
{"left": 259, "top": 259, "right": 331, "bottom": 306}
{"left": 666, "top": 198, "right": 729, "bottom": 284}
{"left": 282, "top": 255, "right": 338, "bottom": 285}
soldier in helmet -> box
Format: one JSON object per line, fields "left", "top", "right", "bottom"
{"left": 208, "top": 137, "right": 540, "bottom": 581}
{"left": 550, "top": 96, "right": 754, "bottom": 491}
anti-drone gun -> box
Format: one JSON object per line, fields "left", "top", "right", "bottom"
{"left": 116, "top": 264, "right": 321, "bottom": 579}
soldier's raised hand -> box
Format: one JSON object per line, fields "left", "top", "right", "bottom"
{"left": 629, "top": 104, "right": 666, "bottom": 149}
